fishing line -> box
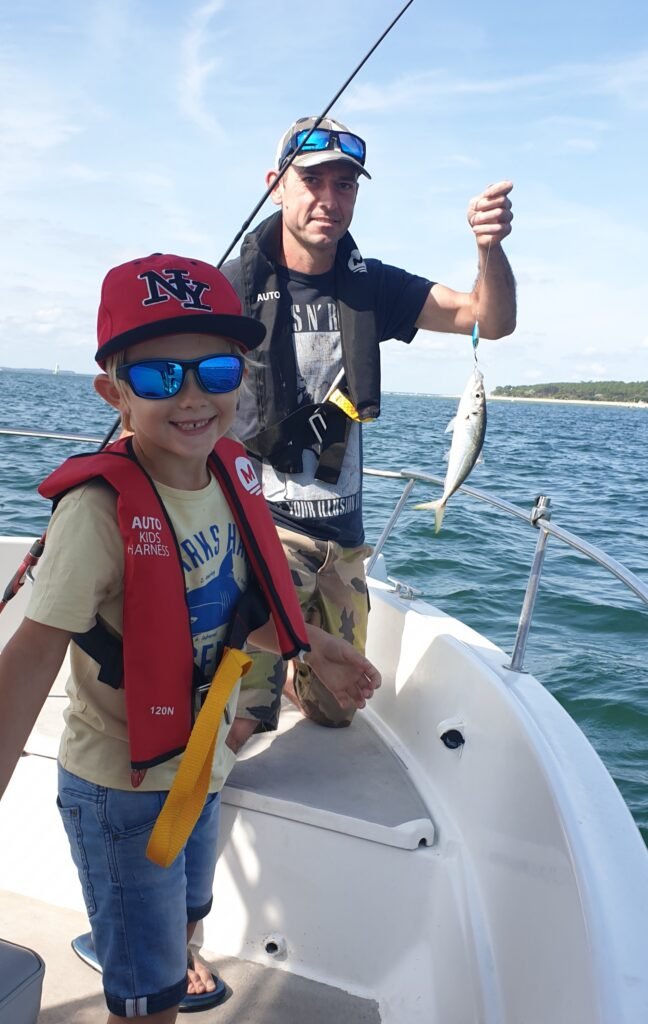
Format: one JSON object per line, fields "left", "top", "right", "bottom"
{"left": 472, "top": 239, "right": 493, "bottom": 366}
{"left": 0, "top": 0, "right": 417, "bottom": 612}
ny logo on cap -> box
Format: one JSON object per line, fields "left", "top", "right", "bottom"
{"left": 139, "top": 269, "right": 213, "bottom": 311}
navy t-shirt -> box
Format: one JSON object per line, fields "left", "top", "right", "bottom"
{"left": 237, "top": 260, "right": 432, "bottom": 546}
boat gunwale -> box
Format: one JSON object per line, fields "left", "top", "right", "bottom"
{"left": 363, "top": 465, "right": 648, "bottom": 606}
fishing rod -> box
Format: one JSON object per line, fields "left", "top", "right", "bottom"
{"left": 0, "top": 0, "right": 416, "bottom": 613}
{"left": 216, "top": 0, "right": 416, "bottom": 267}
{"left": 99, "top": 0, "right": 416, "bottom": 449}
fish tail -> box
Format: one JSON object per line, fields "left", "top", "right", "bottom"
{"left": 414, "top": 497, "right": 446, "bottom": 533}
{"left": 434, "top": 502, "right": 446, "bottom": 534}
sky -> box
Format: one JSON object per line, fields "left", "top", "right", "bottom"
{"left": 1, "top": 0, "right": 647, "bottom": 395}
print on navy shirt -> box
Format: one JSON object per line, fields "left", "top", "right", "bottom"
{"left": 291, "top": 298, "right": 340, "bottom": 406}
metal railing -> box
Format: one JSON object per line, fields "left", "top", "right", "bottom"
{"left": 363, "top": 467, "right": 648, "bottom": 674}
{"left": 1, "top": 425, "right": 646, "bottom": 674}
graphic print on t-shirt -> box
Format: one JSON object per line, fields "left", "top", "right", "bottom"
{"left": 186, "top": 550, "right": 240, "bottom": 634}
{"left": 290, "top": 296, "right": 340, "bottom": 406}
{"left": 262, "top": 271, "right": 363, "bottom": 546}
{"left": 179, "top": 519, "right": 247, "bottom": 679}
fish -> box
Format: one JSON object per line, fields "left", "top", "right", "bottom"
{"left": 415, "top": 366, "right": 487, "bottom": 533}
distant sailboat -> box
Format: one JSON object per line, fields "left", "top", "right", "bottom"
{"left": 53, "top": 363, "right": 60, "bottom": 375}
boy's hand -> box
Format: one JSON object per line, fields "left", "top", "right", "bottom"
{"left": 303, "top": 626, "right": 381, "bottom": 710}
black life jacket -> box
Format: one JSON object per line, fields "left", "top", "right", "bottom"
{"left": 222, "top": 212, "right": 382, "bottom": 480}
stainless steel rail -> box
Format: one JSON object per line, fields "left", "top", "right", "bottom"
{"left": 0, "top": 428, "right": 104, "bottom": 443}
{"left": 1, "top": 425, "right": 645, "bottom": 672}
{"left": 363, "top": 466, "right": 648, "bottom": 673}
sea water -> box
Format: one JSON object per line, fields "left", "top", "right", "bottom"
{"left": 1, "top": 371, "right": 646, "bottom": 844}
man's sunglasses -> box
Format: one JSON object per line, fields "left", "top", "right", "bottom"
{"left": 279, "top": 129, "right": 366, "bottom": 170}
{"left": 116, "top": 354, "right": 244, "bottom": 400}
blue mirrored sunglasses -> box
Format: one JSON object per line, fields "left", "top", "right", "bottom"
{"left": 279, "top": 128, "right": 366, "bottom": 170}
{"left": 116, "top": 354, "right": 244, "bottom": 400}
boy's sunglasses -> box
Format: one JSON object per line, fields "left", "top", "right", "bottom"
{"left": 116, "top": 354, "right": 244, "bottom": 400}
{"left": 279, "top": 128, "right": 366, "bottom": 170}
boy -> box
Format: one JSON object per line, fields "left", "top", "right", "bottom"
{"left": 0, "top": 253, "right": 380, "bottom": 1024}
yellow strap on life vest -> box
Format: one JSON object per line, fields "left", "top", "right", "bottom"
{"left": 327, "top": 388, "right": 364, "bottom": 422}
{"left": 146, "top": 646, "right": 252, "bottom": 868}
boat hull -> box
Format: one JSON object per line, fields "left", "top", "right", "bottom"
{"left": 0, "top": 537, "right": 647, "bottom": 1022}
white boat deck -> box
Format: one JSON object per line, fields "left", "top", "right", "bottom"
{"left": 2, "top": 676, "right": 424, "bottom": 1024}
{"left": 225, "top": 702, "right": 435, "bottom": 850}
{"left": 1, "top": 538, "right": 647, "bottom": 1023}
{"left": 0, "top": 891, "right": 381, "bottom": 1023}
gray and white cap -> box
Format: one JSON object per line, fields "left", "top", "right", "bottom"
{"left": 274, "top": 116, "right": 371, "bottom": 179}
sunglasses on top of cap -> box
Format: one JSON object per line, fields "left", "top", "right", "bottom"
{"left": 116, "top": 354, "right": 244, "bottom": 400}
{"left": 279, "top": 129, "right": 366, "bottom": 171}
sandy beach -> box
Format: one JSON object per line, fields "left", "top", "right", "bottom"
{"left": 488, "top": 395, "right": 648, "bottom": 410}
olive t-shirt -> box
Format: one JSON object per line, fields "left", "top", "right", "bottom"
{"left": 26, "top": 475, "right": 249, "bottom": 792}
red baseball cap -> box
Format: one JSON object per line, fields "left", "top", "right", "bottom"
{"left": 95, "top": 253, "right": 265, "bottom": 366}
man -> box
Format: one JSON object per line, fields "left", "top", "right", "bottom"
{"left": 223, "top": 115, "right": 515, "bottom": 744}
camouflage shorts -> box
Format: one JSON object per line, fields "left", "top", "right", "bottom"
{"left": 239, "top": 527, "right": 372, "bottom": 729}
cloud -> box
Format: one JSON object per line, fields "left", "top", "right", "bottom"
{"left": 60, "top": 163, "right": 110, "bottom": 183}
{"left": 534, "top": 115, "right": 610, "bottom": 131}
{"left": 415, "top": 335, "right": 454, "bottom": 353}
{"left": 0, "top": 286, "right": 95, "bottom": 370}
{"left": 118, "top": 171, "right": 214, "bottom": 251}
{"left": 574, "top": 361, "right": 609, "bottom": 379}
{"left": 521, "top": 113, "right": 609, "bottom": 156}
{"left": 594, "top": 50, "right": 648, "bottom": 110}
{"left": 178, "top": 0, "right": 228, "bottom": 139}
{"left": 517, "top": 186, "right": 648, "bottom": 255}
{"left": 518, "top": 367, "right": 550, "bottom": 383}
{"left": 32, "top": 308, "right": 67, "bottom": 334}
{"left": 563, "top": 138, "right": 599, "bottom": 153}
{"left": 345, "top": 69, "right": 554, "bottom": 113}
{"left": 344, "top": 49, "right": 648, "bottom": 113}
{"left": 82, "top": 1, "right": 131, "bottom": 62}
{"left": 432, "top": 153, "right": 481, "bottom": 169}
{"left": 0, "top": 64, "right": 81, "bottom": 189}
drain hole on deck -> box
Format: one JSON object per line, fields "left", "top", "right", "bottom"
{"left": 263, "top": 934, "right": 287, "bottom": 958}
{"left": 441, "top": 728, "right": 465, "bottom": 750}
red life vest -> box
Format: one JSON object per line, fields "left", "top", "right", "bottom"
{"left": 39, "top": 436, "right": 309, "bottom": 769}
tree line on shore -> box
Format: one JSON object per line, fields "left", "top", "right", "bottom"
{"left": 492, "top": 381, "right": 648, "bottom": 403}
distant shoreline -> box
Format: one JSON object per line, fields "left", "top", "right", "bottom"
{"left": 385, "top": 390, "right": 648, "bottom": 408}
{"left": 488, "top": 395, "right": 648, "bottom": 409}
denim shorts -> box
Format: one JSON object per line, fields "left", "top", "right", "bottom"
{"left": 57, "top": 764, "right": 221, "bottom": 1018}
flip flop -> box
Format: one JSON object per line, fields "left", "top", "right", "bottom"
{"left": 71, "top": 932, "right": 227, "bottom": 1013}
